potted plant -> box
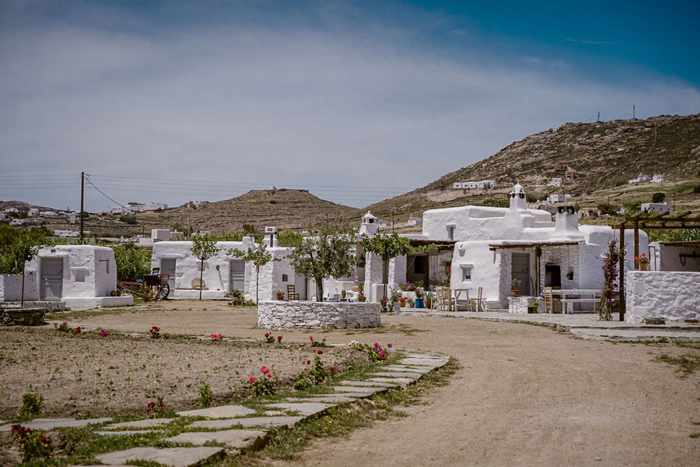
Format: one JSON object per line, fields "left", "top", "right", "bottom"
{"left": 399, "top": 295, "right": 407, "bottom": 308}
{"left": 415, "top": 287, "right": 425, "bottom": 309}
{"left": 390, "top": 290, "right": 402, "bottom": 313}
{"left": 275, "top": 290, "right": 285, "bottom": 300}
{"left": 511, "top": 278, "right": 521, "bottom": 297}
{"left": 638, "top": 253, "right": 650, "bottom": 271}
{"left": 341, "top": 289, "right": 347, "bottom": 301}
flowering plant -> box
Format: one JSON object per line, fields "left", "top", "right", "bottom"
{"left": 277, "top": 335, "right": 283, "bottom": 344}
{"left": 245, "top": 366, "right": 275, "bottom": 396}
{"left": 210, "top": 332, "right": 223, "bottom": 342}
{"left": 264, "top": 331, "right": 275, "bottom": 344}
{"left": 309, "top": 336, "right": 328, "bottom": 347}
{"left": 98, "top": 329, "right": 109, "bottom": 337}
{"left": 11, "top": 425, "right": 52, "bottom": 462}
{"left": 73, "top": 326, "right": 81, "bottom": 335}
{"left": 149, "top": 326, "right": 161, "bottom": 339}
{"left": 145, "top": 396, "right": 168, "bottom": 418}
{"left": 56, "top": 321, "right": 70, "bottom": 333}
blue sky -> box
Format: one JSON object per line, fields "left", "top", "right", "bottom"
{"left": 1, "top": 0, "right": 698, "bottom": 212}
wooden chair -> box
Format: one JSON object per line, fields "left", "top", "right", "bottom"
{"left": 435, "top": 287, "right": 452, "bottom": 311}
{"left": 470, "top": 287, "right": 487, "bottom": 312}
{"left": 287, "top": 284, "right": 299, "bottom": 301}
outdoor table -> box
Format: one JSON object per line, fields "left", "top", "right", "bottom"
{"left": 549, "top": 289, "right": 602, "bottom": 314}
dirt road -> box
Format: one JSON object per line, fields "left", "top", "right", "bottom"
{"left": 71, "top": 302, "right": 700, "bottom": 466}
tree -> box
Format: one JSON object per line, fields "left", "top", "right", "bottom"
{"left": 111, "top": 242, "right": 151, "bottom": 281}
{"left": 277, "top": 229, "right": 304, "bottom": 248}
{"left": 229, "top": 242, "right": 273, "bottom": 304}
{"left": 651, "top": 192, "right": 666, "bottom": 203}
{"left": 191, "top": 234, "right": 218, "bottom": 300}
{"left": 360, "top": 232, "right": 411, "bottom": 309}
{"left": 598, "top": 240, "right": 622, "bottom": 321}
{"left": 289, "top": 226, "right": 355, "bottom": 302}
{"left": 0, "top": 226, "right": 49, "bottom": 308}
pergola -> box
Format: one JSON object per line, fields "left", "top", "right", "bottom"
{"left": 488, "top": 240, "right": 581, "bottom": 296}
{"left": 612, "top": 212, "right": 700, "bottom": 321}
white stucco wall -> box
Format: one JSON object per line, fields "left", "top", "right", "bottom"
{"left": 363, "top": 252, "right": 384, "bottom": 302}
{"left": 625, "top": 271, "right": 700, "bottom": 324}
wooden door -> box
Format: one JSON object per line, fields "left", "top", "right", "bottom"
{"left": 40, "top": 257, "right": 63, "bottom": 300}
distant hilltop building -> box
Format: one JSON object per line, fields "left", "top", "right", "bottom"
{"left": 126, "top": 202, "right": 168, "bottom": 212}
{"left": 547, "top": 177, "right": 562, "bottom": 187}
{"left": 452, "top": 179, "right": 496, "bottom": 190}
{"left": 546, "top": 193, "right": 573, "bottom": 204}
{"left": 628, "top": 174, "right": 664, "bottom": 185}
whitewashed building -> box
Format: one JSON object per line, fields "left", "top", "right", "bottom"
{"left": 150, "top": 236, "right": 307, "bottom": 301}
{"left": 640, "top": 202, "right": 670, "bottom": 215}
{"left": 357, "top": 184, "right": 645, "bottom": 308}
{"left": 452, "top": 180, "right": 497, "bottom": 190}
{"left": 0, "top": 245, "right": 133, "bottom": 310}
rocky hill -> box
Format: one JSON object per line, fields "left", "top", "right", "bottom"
{"left": 367, "top": 114, "right": 700, "bottom": 222}
{"left": 135, "top": 188, "right": 360, "bottom": 233}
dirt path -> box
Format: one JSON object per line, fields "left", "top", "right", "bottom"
{"left": 70, "top": 302, "right": 700, "bottom": 466}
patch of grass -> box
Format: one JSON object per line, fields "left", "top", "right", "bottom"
{"left": 217, "top": 358, "right": 459, "bottom": 466}
{"left": 654, "top": 353, "right": 700, "bottom": 377}
{"left": 340, "top": 323, "right": 429, "bottom": 336}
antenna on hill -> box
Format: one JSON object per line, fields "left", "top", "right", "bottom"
{"left": 632, "top": 105, "right": 636, "bottom": 120}
{"left": 597, "top": 111, "right": 600, "bottom": 122}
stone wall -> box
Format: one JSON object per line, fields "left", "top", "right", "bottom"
{"left": 258, "top": 301, "right": 381, "bottom": 329}
{"left": 625, "top": 271, "right": 700, "bottom": 324}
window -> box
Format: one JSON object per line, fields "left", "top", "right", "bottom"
{"left": 413, "top": 256, "right": 427, "bottom": 274}
{"left": 282, "top": 274, "right": 288, "bottom": 282}
{"left": 446, "top": 225, "right": 455, "bottom": 241}
{"left": 461, "top": 265, "right": 473, "bottom": 281}
{"left": 72, "top": 268, "right": 88, "bottom": 282}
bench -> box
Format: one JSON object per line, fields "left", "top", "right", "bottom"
{"left": 560, "top": 298, "right": 599, "bottom": 314}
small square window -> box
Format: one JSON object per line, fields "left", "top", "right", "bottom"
{"left": 461, "top": 265, "right": 473, "bottom": 281}
{"left": 446, "top": 225, "right": 455, "bottom": 241}
{"left": 73, "top": 268, "right": 88, "bottom": 282}
{"left": 282, "top": 274, "right": 288, "bottom": 282}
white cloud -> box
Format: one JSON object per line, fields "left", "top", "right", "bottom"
{"left": 1, "top": 3, "right": 699, "bottom": 211}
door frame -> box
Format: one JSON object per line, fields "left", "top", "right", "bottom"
{"left": 40, "top": 256, "right": 64, "bottom": 301}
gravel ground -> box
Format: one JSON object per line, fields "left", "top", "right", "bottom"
{"left": 65, "top": 300, "right": 700, "bottom": 467}
{"left": 0, "top": 325, "right": 361, "bottom": 419}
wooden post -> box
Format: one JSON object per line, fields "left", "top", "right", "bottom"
{"left": 633, "top": 220, "right": 640, "bottom": 270}
{"left": 619, "top": 224, "right": 626, "bottom": 322}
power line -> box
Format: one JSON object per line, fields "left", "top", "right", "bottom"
{"left": 84, "top": 175, "right": 132, "bottom": 211}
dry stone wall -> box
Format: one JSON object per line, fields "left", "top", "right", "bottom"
{"left": 258, "top": 301, "right": 381, "bottom": 329}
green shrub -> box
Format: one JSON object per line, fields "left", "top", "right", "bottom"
{"left": 18, "top": 390, "right": 43, "bottom": 419}
{"left": 651, "top": 192, "right": 666, "bottom": 203}
{"left": 198, "top": 382, "right": 213, "bottom": 408}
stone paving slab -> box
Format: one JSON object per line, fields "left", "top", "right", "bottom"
{"left": 382, "top": 365, "right": 430, "bottom": 374}
{"left": 332, "top": 385, "right": 384, "bottom": 395}
{"left": 339, "top": 380, "right": 397, "bottom": 388}
{"left": 0, "top": 417, "right": 111, "bottom": 432}
{"left": 176, "top": 405, "right": 256, "bottom": 418}
{"left": 367, "top": 377, "right": 415, "bottom": 387}
{"left": 191, "top": 416, "right": 304, "bottom": 430}
{"left": 166, "top": 429, "right": 265, "bottom": 449}
{"left": 97, "top": 447, "right": 224, "bottom": 467}
{"left": 399, "top": 358, "right": 448, "bottom": 367}
{"left": 284, "top": 395, "right": 362, "bottom": 404}
{"left": 95, "top": 430, "right": 157, "bottom": 437}
{"left": 372, "top": 371, "right": 422, "bottom": 379}
{"left": 266, "top": 402, "right": 331, "bottom": 417}
{"left": 104, "top": 418, "right": 175, "bottom": 430}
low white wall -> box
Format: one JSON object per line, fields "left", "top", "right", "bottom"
{"left": 258, "top": 301, "right": 381, "bottom": 329}
{"left": 625, "top": 271, "right": 700, "bottom": 324}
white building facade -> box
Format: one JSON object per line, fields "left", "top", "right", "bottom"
{"left": 0, "top": 245, "right": 133, "bottom": 310}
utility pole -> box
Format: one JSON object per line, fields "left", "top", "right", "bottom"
{"left": 632, "top": 104, "right": 636, "bottom": 120}
{"left": 391, "top": 208, "right": 395, "bottom": 232}
{"left": 80, "top": 171, "right": 85, "bottom": 242}
{"left": 597, "top": 111, "right": 600, "bottom": 122}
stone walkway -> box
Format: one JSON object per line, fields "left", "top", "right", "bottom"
{"left": 0, "top": 352, "right": 449, "bottom": 467}
{"left": 400, "top": 310, "right": 700, "bottom": 341}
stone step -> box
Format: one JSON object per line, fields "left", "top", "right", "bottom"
{"left": 190, "top": 415, "right": 303, "bottom": 430}
{"left": 165, "top": 429, "right": 265, "bottom": 449}
{"left": 265, "top": 402, "right": 331, "bottom": 417}
{"left": 0, "top": 417, "right": 111, "bottom": 432}
{"left": 103, "top": 418, "right": 175, "bottom": 430}
{"left": 176, "top": 405, "right": 256, "bottom": 418}
{"left": 97, "top": 447, "right": 224, "bottom": 467}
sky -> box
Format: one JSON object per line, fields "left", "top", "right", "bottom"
{"left": 1, "top": 0, "right": 699, "bottom": 212}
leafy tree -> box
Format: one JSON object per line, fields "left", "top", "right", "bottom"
{"left": 598, "top": 240, "right": 622, "bottom": 321}
{"left": 229, "top": 242, "right": 273, "bottom": 304}
{"left": 289, "top": 226, "right": 355, "bottom": 302}
{"left": 111, "top": 242, "right": 151, "bottom": 281}
{"left": 277, "top": 229, "right": 304, "bottom": 248}
{"left": 596, "top": 202, "right": 619, "bottom": 216}
{"left": 480, "top": 197, "right": 509, "bottom": 208}
{"left": 191, "top": 234, "right": 219, "bottom": 300}
{"left": 651, "top": 192, "right": 666, "bottom": 203}
{"left": 360, "top": 232, "right": 411, "bottom": 308}
{"left": 0, "top": 225, "right": 49, "bottom": 307}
